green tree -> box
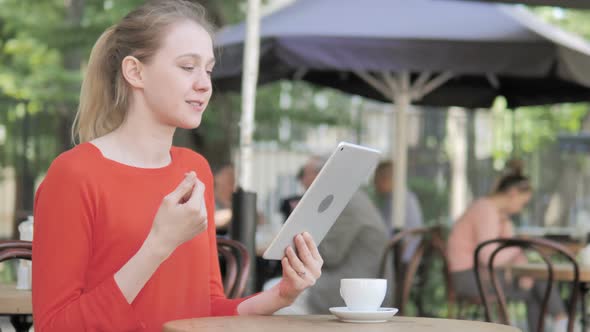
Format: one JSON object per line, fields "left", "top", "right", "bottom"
{"left": 0, "top": 0, "right": 240, "bottom": 236}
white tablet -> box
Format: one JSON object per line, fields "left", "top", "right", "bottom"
{"left": 262, "top": 142, "right": 381, "bottom": 260}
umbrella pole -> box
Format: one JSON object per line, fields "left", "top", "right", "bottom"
{"left": 235, "top": 0, "right": 260, "bottom": 295}
{"left": 238, "top": 0, "right": 261, "bottom": 191}
{"left": 391, "top": 72, "right": 410, "bottom": 230}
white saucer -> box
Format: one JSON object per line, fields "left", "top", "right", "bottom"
{"left": 329, "top": 307, "right": 398, "bottom": 323}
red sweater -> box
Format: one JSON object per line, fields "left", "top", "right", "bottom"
{"left": 33, "top": 143, "right": 246, "bottom": 331}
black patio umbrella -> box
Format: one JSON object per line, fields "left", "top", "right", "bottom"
{"left": 455, "top": 0, "right": 590, "bottom": 8}
{"left": 213, "top": 0, "right": 590, "bottom": 237}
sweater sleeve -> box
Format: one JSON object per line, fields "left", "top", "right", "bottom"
{"left": 201, "top": 161, "right": 249, "bottom": 316}
{"left": 32, "top": 157, "right": 144, "bottom": 332}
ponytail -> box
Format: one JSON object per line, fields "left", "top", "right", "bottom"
{"left": 72, "top": 27, "right": 127, "bottom": 144}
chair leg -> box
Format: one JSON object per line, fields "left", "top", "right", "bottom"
{"left": 469, "top": 305, "right": 479, "bottom": 321}
{"left": 10, "top": 314, "right": 33, "bottom": 332}
{"left": 456, "top": 300, "right": 464, "bottom": 319}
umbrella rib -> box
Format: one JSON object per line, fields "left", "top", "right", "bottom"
{"left": 413, "top": 71, "right": 454, "bottom": 100}
{"left": 486, "top": 73, "right": 500, "bottom": 89}
{"left": 412, "top": 72, "right": 432, "bottom": 97}
{"left": 382, "top": 72, "right": 401, "bottom": 96}
{"left": 353, "top": 71, "right": 394, "bottom": 100}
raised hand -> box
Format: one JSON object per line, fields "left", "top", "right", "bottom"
{"left": 149, "top": 171, "right": 208, "bottom": 255}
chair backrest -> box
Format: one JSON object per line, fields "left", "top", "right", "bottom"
{"left": 217, "top": 238, "right": 250, "bottom": 299}
{"left": 474, "top": 237, "right": 579, "bottom": 332}
{"left": 379, "top": 226, "right": 453, "bottom": 316}
{"left": 0, "top": 240, "right": 32, "bottom": 262}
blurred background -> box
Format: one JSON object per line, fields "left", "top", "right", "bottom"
{"left": 0, "top": 0, "right": 588, "bottom": 240}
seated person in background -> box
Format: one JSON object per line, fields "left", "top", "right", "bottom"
{"left": 279, "top": 167, "right": 304, "bottom": 221}
{"left": 373, "top": 160, "right": 424, "bottom": 262}
{"left": 271, "top": 155, "right": 392, "bottom": 314}
{"left": 214, "top": 163, "right": 265, "bottom": 236}
{"left": 213, "top": 163, "right": 235, "bottom": 232}
{"left": 447, "top": 163, "right": 568, "bottom": 332}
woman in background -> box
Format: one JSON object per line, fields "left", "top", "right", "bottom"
{"left": 447, "top": 163, "right": 567, "bottom": 332}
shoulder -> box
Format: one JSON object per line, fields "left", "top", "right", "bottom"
{"left": 406, "top": 190, "right": 421, "bottom": 205}
{"left": 343, "top": 191, "right": 384, "bottom": 225}
{"left": 46, "top": 144, "right": 97, "bottom": 180}
{"left": 471, "top": 198, "right": 497, "bottom": 213}
{"left": 172, "top": 146, "right": 213, "bottom": 179}
{"left": 460, "top": 198, "right": 500, "bottom": 225}
{"left": 38, "top": 144, "right": 100, "bottom": 197}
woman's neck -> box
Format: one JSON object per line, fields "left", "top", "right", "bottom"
{"left": 487, "top": 194, "right": 510, "bottom": 216}
{"left": 92, "top": 108, "right": 175, "bottom": 168}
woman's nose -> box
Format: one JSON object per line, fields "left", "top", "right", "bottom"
{"left": 193, "top": 72, "right": 211, "bottom": 92}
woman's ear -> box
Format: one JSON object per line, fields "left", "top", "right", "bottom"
{"left": 121, "top": 55, "right": 144, "bottom": 88}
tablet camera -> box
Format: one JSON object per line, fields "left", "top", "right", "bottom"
{"left": 318, "top": 194, "right": 334, "bottom": 213}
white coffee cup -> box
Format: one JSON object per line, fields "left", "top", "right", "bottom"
{"left": 339, "top": 278, "right": 387, "bottom": 311}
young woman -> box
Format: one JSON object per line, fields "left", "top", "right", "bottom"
{"left": 32, "top": 1, "right": 323, "bottom": 331}
{"left": 447, "top": 164, "right": 567, "bottom": 332}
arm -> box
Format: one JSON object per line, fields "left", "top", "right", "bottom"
{"left": 34, "top": 165, "right": 204, "bottom": 331}
{"left": 237, "top": 233, "right": 323, "bottom": 315}
{"left": 33, "top": 160, "right": 144, "bottom": 331}
{"left": 203, "top": 162, "right": 323, "bottom": 316}
{"left": 206, "top": 174, "right": 251, "bottom": 315}
{"left": 475, "top": 207, "right": 523, "bottom": 267}
{"left": 402, "top": 192, "right": 424, "bottom": 262}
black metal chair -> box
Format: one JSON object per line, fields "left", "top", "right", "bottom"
{"left": 0, "top": 240, "right": 33, "bottom": 332}
{"left": 474, "top": 237, "right": 579, "bottom": 332}
{"left": 217, "top": 238, "right": 250, "bottom": 299}
{"left": 379, "top": 226, "right": 453, "bottom": 316}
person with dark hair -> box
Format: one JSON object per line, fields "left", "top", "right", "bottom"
{"left": 447, "top": 162, "right": 567, "bottom": 332}
{"left": 373, "top": 160, "right": 424, "bottom": 262}
{"left": 32, "top": 1, "right": 323, "bottom": 331}
{"left": 279, "top": 166, "right": 305, "bottom": 221}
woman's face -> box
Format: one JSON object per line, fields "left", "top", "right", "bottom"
{"left": 506, "top": 189, "right": 532, "bottom": 215}
{"left": 140, "top": 20, "right": 214, "bottom": 129}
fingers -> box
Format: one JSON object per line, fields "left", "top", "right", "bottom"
{"left": 293, "top": 234, "right": 313, "bottom": 266}
{"left": 167, "top": 172, "right": 197, "bottom": 203}
{"left": 281, "top": 256, "right": 300, "bottom": 281}
{"left": 293, "top": 233, "right": 322, "bottom": 279}
{"left": 302, "top": 232, "right": 322, "bottom": 263}
{"left": 286, "top": 245, "right": 312, "bottom": 281}
{"left": 187, "top": 178, "right": 207, "bottom": 218}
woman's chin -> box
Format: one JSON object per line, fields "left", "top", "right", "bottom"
{"left": 178, "top": 115, "right": 203, "bottom": 129}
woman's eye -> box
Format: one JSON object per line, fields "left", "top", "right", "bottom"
{"left": 181, "top": 66, "right": 194, "bottom": 71}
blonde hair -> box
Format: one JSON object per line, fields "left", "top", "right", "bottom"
{"left": 72, "top": 0, "right": 214, "bottom": 143}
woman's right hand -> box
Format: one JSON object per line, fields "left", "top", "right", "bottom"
{"left": 148, "top": 171, "right": 208, "bottom": 256}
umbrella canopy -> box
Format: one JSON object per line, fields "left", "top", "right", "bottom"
{"left": 215, "top": 0, "right": 590, "bottom": 108}
{"left": 455, "top": 0, "right": 590, "bottom": 8}
{"left": 213, "top": 0, "right": 590, "bottom": 228}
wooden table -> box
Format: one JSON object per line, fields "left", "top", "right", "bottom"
{"left": 163, "top": 315, "right": 522, "bottom": 332}
{"left": 0, "top": 283, "right": 31, "bottom": 314}
{"left": 0, "top": 283, "right": 33, "bottom": 332}
{"left": 511, "top": 263, "right": 590, "bottom": 282}
{"left": 511, "top": 263, "right": 590, "bottom": 331}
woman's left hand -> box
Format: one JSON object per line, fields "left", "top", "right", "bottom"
{"left": 277, "top": 232, "right": 323, "bottom": 303}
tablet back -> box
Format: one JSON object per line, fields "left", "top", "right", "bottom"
{"left": 262, "top": 142, "right": 381, "bottom": 260}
